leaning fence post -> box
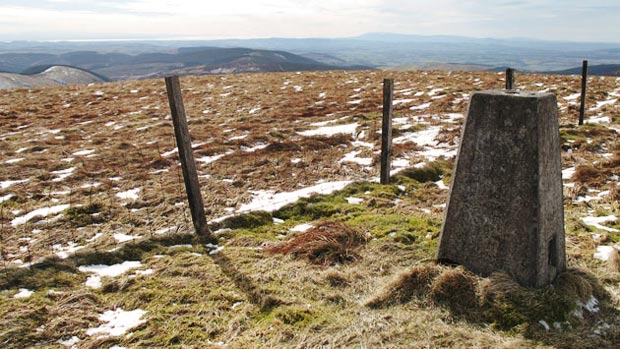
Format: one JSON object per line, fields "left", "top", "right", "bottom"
{"left": 505, "top": 68, "right": 515, "bottom": 90}
{"left": 579, "top": 60, "right": 588, "bottom": 125}
{"left": 165, "top": 76, "right": 210, "bottom": 237}
{"left": 380, "top": 78, "right": 394, "bottom": 185}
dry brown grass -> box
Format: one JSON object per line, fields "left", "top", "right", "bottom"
{"left": 266, "top": 221, "right": 366, "bottom": 266}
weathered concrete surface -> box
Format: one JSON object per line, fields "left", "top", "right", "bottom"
{"left": 436, "top": 90, "right": 565, "bottom": 287}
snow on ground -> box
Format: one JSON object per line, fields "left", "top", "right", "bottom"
{"left": 196, "top": 153, "right": 228, "bottom": 164}
{"left": 241, "top": 144, "right": 269, "bottom": 152}
{"left": 57, "top": 336, "right": 80, "bottom": 347}
{"left": 410, "top": 102, "right": 432, "bottom": 111}
{"left": 86, "top": 308, "right": 147, "bottom": 337}
{"left": 339, "top": 150, "right": 373, "bottom": 166}
{"left": 593, "top": 246, "right": 619, "bottom": 261}
{"left": 297, "top": 123, "right": 358, "bottom": 137}
{"left": 346, "top": 197, "right": 364, "bottom": 204}
{"left": 562, "top": 167, "right": 575, "bottom": 180}
{"left": 5, "top": 157, "right": 24, "bottom": 164}
{"left": 590, "top": 99, "right": 617, "bottom": 111}
{"left": 116, "top": 188, "right": 141, "bottom": 200}
{"left": 393, "top": 98, "right": 415, "bottom": 105}
{"left": 291, "top": 223, "right": 314, "bottom": 232}
{"left": 563, "top": 93, "right": 581, "bottom": 101}
{"left": 51, "top": 167, "right": 76, "bottom": 182}
{"left": 53, "top": 242, "right": 84, "bottom": 259}
{"left": 586, "top": 115, "right": 611, "bottom": 124}
{"left": 11, "top": 204, "right": 70, "bottom": 226}
{"left": 113, "top": 233, "right": 141, "bottom": 243}
{"left": 582, "top": 215, "right": 619, "bottom": 232}
{"left": 14, "top": 288, "right": 34, "bottom": 299}
{"left": 79, "top": 261, "right": 144, "bottom": 289}
{"left": 236, "top": 180, "right": 352, "bottom": 214}
{"left": 72, "top": 149, "right": 95, "bottom": 156}
{"left": 1, "top": 179, "right": 29, "bottom": 189}
{"left": 0, "top": 193, "right": 14, "bottom": 202}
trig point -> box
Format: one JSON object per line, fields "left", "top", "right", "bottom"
{"left": 436, "top": 90, "right": 566, "bottom": 288}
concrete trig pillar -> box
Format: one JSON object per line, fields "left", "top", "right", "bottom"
{"left": 436, "top": 90, "right": 565, "bottom": 287}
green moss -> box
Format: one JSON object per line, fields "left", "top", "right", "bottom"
{"left": 273, "top": 305, "right": 315, "bottom": 325}
{"left": 220, "top": 211, "right": 273, "bottom": 229}
{"left": 347, "top": 213, "right": 439, "bottom": 240}
{"left": 64, "top": 202, "right": 105, "bottom": 227}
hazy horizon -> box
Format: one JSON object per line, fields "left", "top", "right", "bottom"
{"left": 1, "top": 1, "right": 619, "bottom": 43}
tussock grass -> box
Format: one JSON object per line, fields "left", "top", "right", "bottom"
{"left": 267, "top": 221, "right": 366, "bottom": 266}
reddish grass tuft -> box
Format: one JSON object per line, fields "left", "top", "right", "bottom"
{"left": 266, "top": 221, "right": 366, "bottom": 266}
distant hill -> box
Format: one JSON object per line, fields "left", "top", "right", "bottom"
{"left": 0, "top": 47, "right": 370, "bottom": 81}
{"left": 0, "top": 65, "right": 106, "bottom": 89}
{"left": 548, "top": 64, "right": 620, "bottom": 77}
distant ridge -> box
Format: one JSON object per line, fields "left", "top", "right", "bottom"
{"left": 547, "top": 64, "right": 620, "bottom": 77}
{"left": 0, "top": 65, "right": 106, "bottom": 89}
{"left": 0, "top": 47, "right": 371, "bottom": 81}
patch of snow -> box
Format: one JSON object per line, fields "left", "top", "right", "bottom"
{"left": 393, "top": 126, "right": 441, "bottom": 146}
{"left": 5, "top": 158, "right": 24, "bottom": 164}
{"left": 237, "top": 180, "right": 352, "bottom": 213}
{"left": 291, "top": 223, "right": 314, "bottom": 232}
{"left": 593, "top": 246, "right": 619, "bottom": 261}
{"left": 1, "top": 179, "right": 28, "bottom": 189}
{"left": 585, "top": 115, "right": 611, "bottom": 124}
{"left": 51, "top": 167, "right": 76, "bottom": 182}
{"left": 73, "top": 149, "right": 95, "bottom": 156}
{"left": 53, "top": 242, "right": 84, "bottom": 259}
{"left": 410, "top": 102, "right": 432, "bottom": 111}
{"left": 85, "top": 275, "right": 102, "bottom": 289}
{"left": 57, "top": 336, "right": 81, "bottom": 347}
{"left": 241, "top": 144, "right": 268, "bottom": 152}
{"left": 14, "top": 288, "right": 34, "bottom": 299}
{"left": 161, "top": 148, "right": 178, "bottom": 157}
{"left": 79, "top": 261, "right": 143, "bottom": 282}
{"left": 346, "top": 197, "right": 364, "bottom": 204}
{"left": 86, "top": 308, "right": 147, "bottom": 337}
{"left": 0, "top": 194, "right": 14, "bottom": 203}
{"left": 347, "top": 99, "right": 362, "bottom": 105}
{"left": 11, "top": 204, "right": 70, "bottom": 226}
{"left": 435, "top": 179, "right": 448, "bottom": 190}
{"left": 197, "top": 153, "right": 227, "bottom": 164}
{"left": 116, "top": 188, "right": 141, "bottom": 200}
{"left": 155, "top": 227, "right": 174, "bottom": 235}
{"left": 298, "top": 123, "right": 358, "bottom": 137}
{"left": 563, "top": 93, "right": 581, "bottom": 101}
{"left": 590, "top": 99, "right": 617, "bottom": 110}
{"left": 538, "top": 320, "right": 550, "bottom": 331}
{"left": 582, "top": 215, "right": 619, "bottom": 232}
{"left": 393, "top": 98, "right": 415, "bottom": 105}
{"left": 340, "top": 150, "right": 372, "bottom": 166}
{"left": 170, "top": 244, "right": 193, "bottom": 249}
{"left": 113, "top": 233, "right": 141, "bottom": 243}
{"left": 562, "top": 167, "right": 575, "bottom": 180}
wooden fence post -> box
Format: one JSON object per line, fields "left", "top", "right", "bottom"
{"left": 579, "top": 60, "right": 588, "bottom": 125}
{"left": 380, "top": 78, "right": 394, "bottom": 185}
{"left": 505, "top": 68, "right": 515, "bottom": 90}
{"left": 165, "top": 76, "right": 211, "bottom": 237}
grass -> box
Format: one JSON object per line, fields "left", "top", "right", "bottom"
{"left": 1, "top": 70, "right": 619, "bottom": 348}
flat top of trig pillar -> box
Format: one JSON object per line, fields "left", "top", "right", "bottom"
{"left": 474, "top": 89, "right": 555, "bottom": 99}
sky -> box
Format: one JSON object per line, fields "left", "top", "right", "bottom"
{"left": 0, "top": 0, "right": 619, "bottom": 42}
